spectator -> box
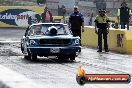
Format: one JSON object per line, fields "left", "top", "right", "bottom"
{"left": 117, "top": 1, "right": 131, "bottom": 30}
{"left": 41, "top": 7, "right": 53, "bottom": 23}
{"left": 94, "top": 0, "right": 107, "bottom": 13}
{"left": 58, "top": 5, "right": 66, "bottom": 16}
{"left": 89, "top": 10, "right": 94, "bottom": 26}
{"left": 28, "top": 14, "right": 41, "bottom": 25}
{"left": 37, "top": 0, "right": 46, "bottom": 5}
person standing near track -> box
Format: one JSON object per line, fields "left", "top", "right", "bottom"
{"left": 95, "top": 9, "right": 110, "bottom": 52}
{"left": 69, "top": 6, "right": 84, "bottom": 39}
{"left": 41, "top": 7, "right": 53, "bottom": 23}
{"left": 28, "top": 14, "right": 41, "bottom": 25}
{"left": 26, "top": 14, "right": 41, "bottom": 36}
{"left": 117, "top": 1, "right": 131, "bottom": 30}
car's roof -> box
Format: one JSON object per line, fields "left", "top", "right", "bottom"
{"left": 30, "top": 23, "right": 67, "bottom": 26}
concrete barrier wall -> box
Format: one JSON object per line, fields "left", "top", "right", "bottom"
{"left": 82, "top": 26, "right": 132, "bottom": 54}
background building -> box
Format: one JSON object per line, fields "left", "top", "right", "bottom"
{"left": 77, "top": 0, "right": 132, "bottom": 17}
{"left": 0, "top": 0, "right": 131, "bottom": 17}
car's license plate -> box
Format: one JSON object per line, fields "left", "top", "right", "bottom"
{"left": 50, "top": 48, "right": 60, "bottom": 53}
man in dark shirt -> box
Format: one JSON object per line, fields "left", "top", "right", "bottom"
{"left": 117, "top": 1, "right": 131, "bottom": 30}
{"left": 69, "top": 6, "right": 84, "bottom": 39}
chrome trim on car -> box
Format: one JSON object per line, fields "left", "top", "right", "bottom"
{"left": 27, "top": 46, "right": 81, "bottom": 48}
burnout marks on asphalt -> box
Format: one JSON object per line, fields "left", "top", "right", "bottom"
{"left": 0, "top": 42, "right": 22, "bottom": 56}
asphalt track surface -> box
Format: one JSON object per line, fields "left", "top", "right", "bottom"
{"left": 0, "top": 28, "right": 132, "bottom": 88}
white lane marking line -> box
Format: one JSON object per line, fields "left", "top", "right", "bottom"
{"left": 0, "top": 41, "right": 20, "bottom": 43}
{"left": 0, "top": 65, "right": 44, "bottom": 88}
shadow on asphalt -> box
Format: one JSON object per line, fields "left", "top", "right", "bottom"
{"left": 21, "top": 57, "right": 78, "bottom": 64}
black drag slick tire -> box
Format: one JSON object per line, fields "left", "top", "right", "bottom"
{"left": 31, "top": 54, "right": 37, "bottom": 61}
{"left": 24, "top": 51, "right": 31, "bottom": 60}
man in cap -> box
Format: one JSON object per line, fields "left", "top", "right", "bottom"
{"left": 69, "top": 6, "right": 84, "bottom": 44}
{"left": 95, "top": 9, "right": 110, "bottom": 52}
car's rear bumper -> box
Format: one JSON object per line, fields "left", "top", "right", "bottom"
{"left": 27, "top": 46, "right": 81, "bottom": 56}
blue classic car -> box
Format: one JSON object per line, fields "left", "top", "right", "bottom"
{"left": 21, "top": 23, "right": 81, "bottom": 61}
